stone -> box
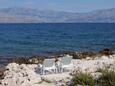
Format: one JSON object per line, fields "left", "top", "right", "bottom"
{"left": 1, "top": 63, "right": 42, "bottom": 86}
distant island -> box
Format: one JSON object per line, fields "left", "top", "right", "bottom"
{"left": 0, "top": 7, "right": 115, "bottom": 23}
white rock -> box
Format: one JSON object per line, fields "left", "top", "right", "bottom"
{"left": 86, "top": 57, "right": 91, "bottom": 60}
{"left": 1, "top": 54, "right": 115, "bottom": 86}
{"left": 1, "top": 63, "right": 42, "bottom": 86}
{"left": 41, "top": 72, "right": 71, "bottom": 82}
{"left": 100, "top": 55, "right": 109, "bottom": 60}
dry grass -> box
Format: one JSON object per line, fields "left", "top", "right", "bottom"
{"left": 72, "top": 71, "right": 95, "bottom": 86}
{"left": 97, "top": 69, "right": 115, "bottom": 86}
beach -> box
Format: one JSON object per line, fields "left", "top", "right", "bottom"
{"left": 0, "top": 48, "right": 115, "bottom": 86}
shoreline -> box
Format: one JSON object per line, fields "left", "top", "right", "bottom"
{"left": 0, "top": 52, "right": 115, "bottom": 86}
{"left": 0, "top": 48, "right": 114, "bottom": 64}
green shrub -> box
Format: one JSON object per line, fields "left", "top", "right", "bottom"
{"left": 72, "top": 72, "right": 95, "bottom": 86}
{"left": 96, "top": 67, "right": 109, "bottom": 72}
{"left": 97, "top": 69, "right": 115, "bottom": 86}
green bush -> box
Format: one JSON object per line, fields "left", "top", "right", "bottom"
{"left": 97, "top": 69, "right": 115, "bottom": 86}
{"left": 72, "top": 72, "right": 95, "bottom": 86}
{"left": 96, "top": 68, "right": 103, "bottom": 72}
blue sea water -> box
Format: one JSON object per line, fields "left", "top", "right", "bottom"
{"left": 0, "top": 23, "right": 115, "bottom": 58}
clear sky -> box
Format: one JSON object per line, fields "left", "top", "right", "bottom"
{"left": 0, "top": 0, "right": 115, "bottom": 12}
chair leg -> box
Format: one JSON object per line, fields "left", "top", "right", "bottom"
{"left": 63, "top": 68, "right": 64, "bottom": 72}
{"left": 43, "top": 70, "right": 45, "bottom": 75}
{"left": 61, "top": 68, "right": 64, "bottom": 73}
{"left": 55, "top": 69, "right": 57, "bottom": 73}
{"left": 53, "top": 69, "right": 55, "bottom": 73}
{"left": 40, "top": 68, "right": 43, "bottom": 75}
{"left": 60, "top": 67, "right": 62, "bottom": 73}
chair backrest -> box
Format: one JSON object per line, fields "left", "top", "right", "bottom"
{"left": 61, "top": 55, "right": 72, "bottom": 65}
{"left": 43, "top": 59, "right": 55, "bottom": 67}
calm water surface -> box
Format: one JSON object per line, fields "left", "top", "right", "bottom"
{"left": 0, "top": 23, "right": 115, "bottom": 57}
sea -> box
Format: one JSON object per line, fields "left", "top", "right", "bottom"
{"left": 0, "top": 23, "right": 115, "bottom": 58}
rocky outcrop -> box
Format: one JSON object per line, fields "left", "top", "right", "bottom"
{"left": 0, "top": 54, "right": 115, "bottom": 86}
{"left": 0, "top": 65, "right": 5, "bottom": 80}
{"left": 1, "top": 63, "right": 41, "bottom": 86}
{"left": 99, "top": 48, "right": 113, "bottom": 56}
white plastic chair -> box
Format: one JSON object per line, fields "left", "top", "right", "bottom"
{"left": 60, "top": 55, "right": 74, "bottom": 72}
{"left": 42, "top": 59, "right": 56, "bottom": 75}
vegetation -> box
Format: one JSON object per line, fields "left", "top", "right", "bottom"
{"left": 72, "top": 68, "right": 115, "bottom": 86}
{"left": 72, "top": 72, "right": 95, "bottom": 86}
{"left": 96, "top": 67, "right": 108, "bottom": 72}
{"left": 97, "top": 69, "right": 115, "bottom": 86}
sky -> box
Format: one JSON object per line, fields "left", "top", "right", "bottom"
{"left": 0, "top": 0, "right": 115, "bottom": 12}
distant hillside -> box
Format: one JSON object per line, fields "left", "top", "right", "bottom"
{"left": 0, "top": 7, "right": 115, "bottom": 23}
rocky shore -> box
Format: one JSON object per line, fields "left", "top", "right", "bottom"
{"left": 0, "top": 48, "right": 115, "bottom": 86}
